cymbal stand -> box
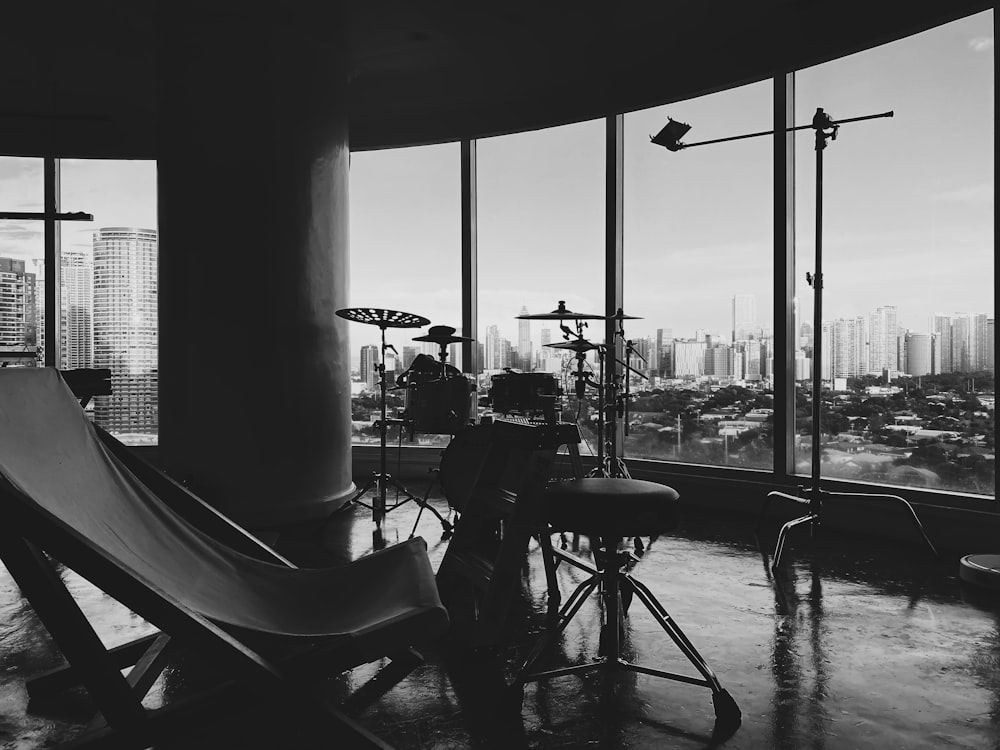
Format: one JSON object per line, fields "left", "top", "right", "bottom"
{"left": 405, "top": 338, "right": 465, "bottom": 539}
{"left": 345, "top": 322, "right": 449, "bottom": 547}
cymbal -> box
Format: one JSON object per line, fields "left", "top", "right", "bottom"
{"left": 545, "top": 339, "right": 598, "bottom": 353}
{"left": 412, "top": 324, "right": 475, "bottom": 345}
{"left": 610, "top": 308, "right": 643, "bottom": 320}
{"left": 336, "top": 308, "right": 430, "bottom": 328}
{"left": 516, "top": 300, "right": 603, "bottom": 321}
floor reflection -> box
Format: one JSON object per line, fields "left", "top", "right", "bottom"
{"left": 2, "top": 487, "right": 999, "bottom": 750}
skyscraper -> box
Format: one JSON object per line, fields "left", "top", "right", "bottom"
{"left": 868, "top": 305, "right": 898, "bottom": 375}
{"left": 484, "top": 325, "right": 501, "bottom": 371}
{"left": 92, "top": 228, "right": 158, "bottom": 435}
{"left": 931, "top": 314, "right": 953, "bottom": 373}
{"left": 0, "top": 257, "right": 36, "bottom": 359}
{"left": 904, "top": 332, "right": 934, "bottom": 376}
{"left": 732, "top": 294, "right": 757, "bottom": 343}
{"left": 518, "top": 305, "right": 531, "bottom": 371}
{"left": 828, "top": 317, "right": 867, "bottom": 379}
{"left": 360, "top": 345, "right": 379, "bottom": 391}
{"left": 61, "top": 251, "right": 93, "bottom": 370}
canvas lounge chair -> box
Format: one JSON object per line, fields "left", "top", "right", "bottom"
{"left": 0, "top": 367, "right": 449, "bottom": 749}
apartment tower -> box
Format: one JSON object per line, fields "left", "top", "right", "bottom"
{"left": 92, "top": 228, "right": 159, "bottom": 435}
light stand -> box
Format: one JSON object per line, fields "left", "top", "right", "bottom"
{"left": 652, "top": 108, "right": 940, "bottom": 569}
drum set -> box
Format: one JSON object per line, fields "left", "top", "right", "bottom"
{"left": 514, "top": 301, "right": 647, "bottom": 479}
{"left": 336, "top": 299, "right": 647, "bottom": 544}
{"left": 336, "top": 308, "right": 474, "bottom": 545}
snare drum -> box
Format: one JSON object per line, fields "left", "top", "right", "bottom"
{"left": 489, "top": 372, "right": 560, "bottom": 414}
{"left": 405, "top": 375, "right": 473, "bottom": 434}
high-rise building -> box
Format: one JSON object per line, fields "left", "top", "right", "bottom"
{"left": 92, "top": 228, "right": 158, "bottom": 435}
{"left": 904, "top": 332, "right": 934, "bottom": 376}
{"left": 0, "top": 257, "right": 37, "bottom": 360}
{"left": 826, "top": 317, "right": 867, "bottom": 379}
{"left": 360, "top": 345, "right": 379, "bottom": 391}
{"left": 705, "top": 345, "right": 733, "bottom": 379}
{"left": 673, "top": 339, "right": 707, "bottom": 378}
{"left": 951, "top": 314, "right": 972, "bottom": 372}
{"left": 987, "top": 318, "right": 995, "bottom": 373}
{"left": 517, "top": 305, "right": 531, "bottom": 371}
{"left": 868, "top": 305, "right": 898, "bottom": 375}
{"left": 401, "top": 346, "right": 418, "bottom": 372}
{"left": 61, "top": 251, "right": 93, "bottom": 370}
{"left": 931, "top": 314, "right": 953, "bottom": 373}
{"left": 484, "top": 325, "right": 501, "bottom": 371}
{"left": 732, "top": 294, "right": 757, "bottom": 343}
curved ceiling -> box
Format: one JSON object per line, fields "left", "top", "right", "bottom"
{"left": 0, "top": 1, "right": 991, "bottom": 158}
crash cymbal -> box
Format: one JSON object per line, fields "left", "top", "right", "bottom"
{"left": 336, "top": 308, "right": 430, "bottom": 328}
{"left": 545, "top": 339, "right": 598, "bottom": 353}
{"left": 516, "top": 300, "right": 603, "bottom": 321}
{"left": 609, "top": 308, "right": 643, "bottom": 320}
{"left": 412, "top": 324, "right": 475, "bottom": 344}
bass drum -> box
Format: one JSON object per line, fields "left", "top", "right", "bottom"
{"left": 438, "top": 424, "right": 493, "bottom": 513}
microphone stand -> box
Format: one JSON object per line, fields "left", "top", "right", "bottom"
{"left": 654, "top": 107, "right": 939, "bottom": 569}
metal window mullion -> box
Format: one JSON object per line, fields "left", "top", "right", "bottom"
{"left": 461, "top": 139, "right": 478, "bottom": 376}
{"left": 773, "top": 73, "right": 796, "bottom": 479}
{"left": 606, "top": 114, "right": 624, "bottom": 447}
{"left": 44, "top": 156, "right": 62, "bottom": 369}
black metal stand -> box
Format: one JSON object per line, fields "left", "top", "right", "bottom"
{"left": 337, "top": 312, "right": 452, "bottom": 548}
{"left": 754, "top": 109, "right": 939, "bottom": 569}
{"left": 510, "top": 541, "right": 741, "bottom": 733}
{"left": 654, "top": 108, "right": 940, "bottom": 569}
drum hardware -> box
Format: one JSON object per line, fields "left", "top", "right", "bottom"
{"left": 488, "top": 370, "right": 561, "bottom": 420}
{"left": 515, "top": 301, "right": 604, "bottom": 321}
{"left": 334, "top": 307, "right": 454, "bottom": 547}
{"left": 404, "top": 325, "right": 478, "bottom": 536}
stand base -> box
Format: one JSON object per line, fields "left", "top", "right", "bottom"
{"left": 511, "top": 551, "right": 740, "bottom": 731}
{"left": 344, "top": 472, "right": 453, "bottom": 542}
{"left": 758, "top": 487, "right": 940, "bottom": 569}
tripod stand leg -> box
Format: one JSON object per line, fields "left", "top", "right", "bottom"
{"left": 772, "top": 512, "right": 818, "bottom": 569}
{"left": 385, "top": 476, "right": 453, "bottom": 538}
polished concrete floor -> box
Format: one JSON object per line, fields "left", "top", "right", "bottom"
{"left": 1, "top": 481, "right": 999, "bottom": 749}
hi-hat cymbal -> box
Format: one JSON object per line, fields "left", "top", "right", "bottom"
{"left": 545, "top": 339, "right": 598, "bottom": 353}
{"left": 336, "top": 308, "right": 430, "bottom": 328}
{"left": 516, "top": 300, "right": 603, "bottom": 321}
{"left": 412, "top": 325, "right": 475, "bottom": 344}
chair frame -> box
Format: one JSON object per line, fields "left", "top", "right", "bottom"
{"left": 1, "top": 412, "right": 432, "bottom": 750}
{"left": 509, "top": 529, "right": 742, "bottom": 734}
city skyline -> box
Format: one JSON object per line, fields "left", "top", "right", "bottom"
{"left": 2, "top": 12, "right": 993, "bottom": 372}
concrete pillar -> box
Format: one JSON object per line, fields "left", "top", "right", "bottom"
{"left": 156, "top": 4, "right": 354, "bottom": 526}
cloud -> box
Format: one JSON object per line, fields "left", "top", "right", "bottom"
{"left": 969, "top": 37, "right": 993, "bottom": 53}
{"left": 932, "top": 183, "right": 994, "bottom": 204}
{"left": 0, "top": 157, "right": 42, "bottom": 182}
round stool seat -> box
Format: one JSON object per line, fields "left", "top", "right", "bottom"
{"left": 959, "top": 554, "right": 1000, "bottom": 591}
{"left": 545, "top": 477, "right": 680, "bottom": 538}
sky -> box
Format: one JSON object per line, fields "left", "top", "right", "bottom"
{"left": 1, "top": 11, "right": 993, "bottom": 369}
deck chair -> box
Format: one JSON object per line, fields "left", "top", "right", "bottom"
{"left": 0, "top": 367, "right": 449, "bottom": 749}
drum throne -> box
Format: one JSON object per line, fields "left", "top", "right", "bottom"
{"left": 510, "top": 477, "right": 742, "bottom": 732}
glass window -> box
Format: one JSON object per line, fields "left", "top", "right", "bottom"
{"left": 623, "top": 82, "right": 774, "bottom": 470}
{"left": 1, "top": 157, "right": 44, "bottom": 367}
{"left": 348, "top": 143, "right": 461, "bottom": 447}
{"left": 794, "top": 10, "right": 994, "bottom": 497}
{"left": 477, "top": 119, "right": 605, "bottom": 444}
{"left": 60, "top": 160, "right": 158, "bottom": 444}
